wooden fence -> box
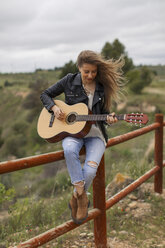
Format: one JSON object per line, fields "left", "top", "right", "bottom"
{"left": 0, "top": 114, "right": 164, "bottom": 248}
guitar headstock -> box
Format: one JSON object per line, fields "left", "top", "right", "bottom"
{"left": 125, "top": 113, "right": 149, "bottom": 126}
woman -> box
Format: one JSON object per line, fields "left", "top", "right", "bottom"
{"left": 40, "top": 50, "right": 124, "bottom": 224}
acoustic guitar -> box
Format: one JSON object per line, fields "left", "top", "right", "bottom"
{"left": 37, "top": 100, "right": 149, "bottom": 143}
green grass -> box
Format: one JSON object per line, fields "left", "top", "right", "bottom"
{"left": 0, "top": 187, "right": 72, "bottom": 246}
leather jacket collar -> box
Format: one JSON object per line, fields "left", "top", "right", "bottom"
{"left": 72, "top": 72, "right": 105, "bottom": 108}
{"left": 72, "top": 73, "right": 104, "bottom": 92}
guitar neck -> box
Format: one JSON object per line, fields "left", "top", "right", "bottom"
{"left": 76, "top": 114, "right": 125, "bottom": 122}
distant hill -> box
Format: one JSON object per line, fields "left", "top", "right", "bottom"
{"left": 137, "top": 65, "right": 165, "bottom": 76}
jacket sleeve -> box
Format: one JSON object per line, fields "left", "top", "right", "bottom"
{"left": 40, "top": 74, "right": 69, "bottom": 112}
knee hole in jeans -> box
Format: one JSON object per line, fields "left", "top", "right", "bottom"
{"left": 87, "top": 161, "right": 98, "bottom": 168}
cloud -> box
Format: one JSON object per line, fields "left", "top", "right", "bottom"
{"left": 0, "top": 0, "right": 164, "bottom": 72}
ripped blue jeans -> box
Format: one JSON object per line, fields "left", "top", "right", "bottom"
{"left": 62, "top": 136, "right": 106, "bottom": 192}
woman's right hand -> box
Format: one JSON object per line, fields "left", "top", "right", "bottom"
{"left": 51, "top": 105, "right": 65, "bottom": 120}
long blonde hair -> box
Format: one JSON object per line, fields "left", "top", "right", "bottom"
{"left": 77, "top": 50, "right": 125, "bottom": 111}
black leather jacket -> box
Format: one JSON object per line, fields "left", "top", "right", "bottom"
{"left": 40, "top": 73, "right": 109, "bottom": 142}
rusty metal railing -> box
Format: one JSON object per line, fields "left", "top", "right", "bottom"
{"left": 0, "top": 114, "right": 164, "bottom": 248}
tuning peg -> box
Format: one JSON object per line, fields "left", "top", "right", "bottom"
{"left": 139, "top": 120, "right": 142, "bottom": 127}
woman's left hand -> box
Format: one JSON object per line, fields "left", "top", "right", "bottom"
{"left": 106, "top": 112, "right": 118, "bottom": 125}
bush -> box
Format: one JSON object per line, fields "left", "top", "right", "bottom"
{"left": 4, "top": 80, "right": 12, "bottom": 87}
{"left": 126, "top": 66, "right": 153, "bottom": 94}
{"left": 31, "top": 170, "right": 71, "bottom": 197}
{"left": 23, "top": 78, "right": 49, "bottom": 111}
{"left": 33, "top": 178, "right": 56, "bottom": 197}
{"left": 0, "top": 183, "right": 15, "bottom": 209}
{"left": 12, "top": 121, "right": 29, "bottom": 134}
{"left": 0, "top": 193, "right": 71, "bottom": 243}
{"left": 55, "top": 171, "right": 72, "bottom": 191}
{"left": 28, "top": 121, "right": 45, "bottom": 145}
{"left": 4, "top": 134, "right": 26, "bottom": 157}
{"left": 7, "top": 198, "right": 52, "bottom": 232}
{"left": 126, "top": 70, "right": 141, "bottom": 93}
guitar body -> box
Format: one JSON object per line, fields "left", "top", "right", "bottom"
{"left": 37, "top": 100, "right": 91, "bottom": 143}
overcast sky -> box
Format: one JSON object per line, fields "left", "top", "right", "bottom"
{"left": 0, "top": 0, "right": 164, "bottom": 73}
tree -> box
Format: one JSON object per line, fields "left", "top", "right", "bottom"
{"left": 101, "top": 42, "right": 113, "bottom": 60}
{"left": 60, "top": 60, "right": 78, "bottom": 78}
{"left": 101, "top": 39, "right": 134, "bottom": 74}
{"left": 112, "top": 39, "right": 125, "bottom": 58}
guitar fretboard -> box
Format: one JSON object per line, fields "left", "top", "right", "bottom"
{"left": 76, "top": 114, "right": 125, "bottom": 122}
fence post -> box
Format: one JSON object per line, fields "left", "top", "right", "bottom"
{"left": 154, "top": 114, "right": 164, "bottom": 193}
{"left": 93, "top": 155, "right": 107, "bottom": 248}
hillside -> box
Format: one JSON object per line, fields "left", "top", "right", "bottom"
{"left": 0, "top": 69, "right": 62, "bottom": 161}
{"left": 0, "top": 67, "right": 165, "bottom": 247}
{"left": 0, "top": 65, "right": 165, "bottom": 161}
{"left": 145, "top": 65, "right": 165, "bottom": 76}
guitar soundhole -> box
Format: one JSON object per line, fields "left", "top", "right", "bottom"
{"left": 66, "top": 112, "right": 77, "bottom": 124}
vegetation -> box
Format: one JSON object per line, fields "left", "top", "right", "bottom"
{"left": 60, "top": 60, "right": 78, "bottom": 78}
{"left": 126, "top": 66, "right": 153, "bottom": 94}
{"left": 0, "top": 40, "right": 165, "bottom": 246}
{"left": 101, "top": 39, "right": 134, "bottom": 74}
{"left": 0, "top": 183, "right": 15, "bottom": 207}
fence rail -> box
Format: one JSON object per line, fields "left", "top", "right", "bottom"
{"left": 0, "top": 114, "right": 164, "bottom": 248}
{"left": 0, "top": 122, "right": 162, "bottom": 175}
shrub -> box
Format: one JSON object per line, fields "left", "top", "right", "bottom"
{"left": 7, "top": 198, "right": 52, "bottom": 232}
{"left": 32, "top": 170, "right": 71, "bottom": 197}
{"left": 0, "top": 183, "right": 15, "bottom": 209}
{"left": 12, "top": 121, "right": 28, "bottom": 134}
{"left": 28, "top": 121, "right": 45, "bottom": 145}
{"left": 4, "top": 80, "right": 12, "bottom": 87}
{"left": 33, "top": 178, "right": 56, "bottom": 197}
{"left": 126, "top": 66, "right": 153, "bottom": 94}
{"left": 4, "top": 134, "right": 26, "bottom": 157}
